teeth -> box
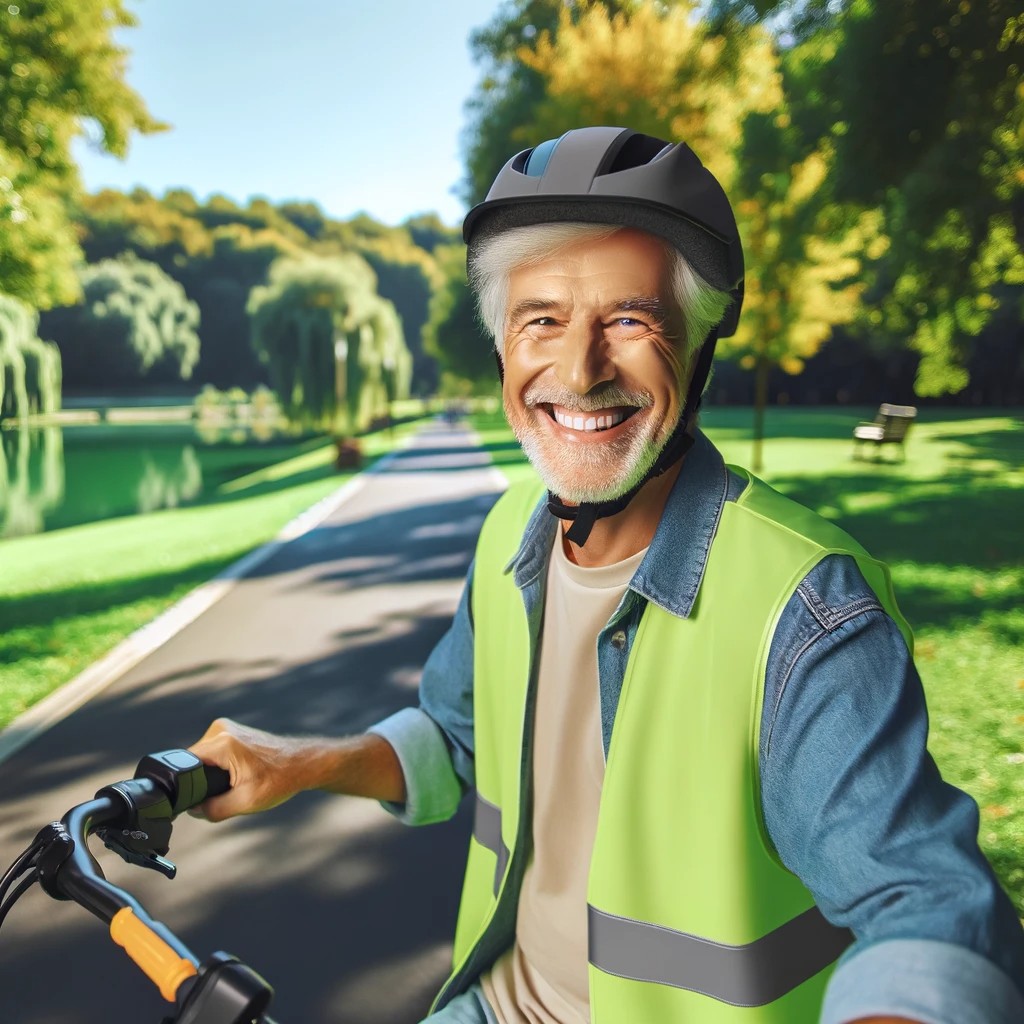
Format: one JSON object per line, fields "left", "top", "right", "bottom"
{"left": 552, "top": 408, "right": 628, "bottom": 432}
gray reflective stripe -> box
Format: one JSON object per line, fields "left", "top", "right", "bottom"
{"left": 473, "top": 793, "right": 510, "bottom": 896}
{"left": 588, "top": 904, "right": 852, "bottom": 1006}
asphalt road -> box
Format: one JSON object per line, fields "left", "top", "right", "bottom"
{"left": 0, "top": 422, "right": 507, "bottom": 1024}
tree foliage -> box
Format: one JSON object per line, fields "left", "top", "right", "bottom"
{"left": 706, "top": 0, "right": 1024, "bottom": 397}
{"left": 247, "top": 254, "right": 411, "bottom": 432}
{"left": 424, "top": 243, "right": 496, "bottom": 386}
{"left": 40, "top": 254, "right": 200, "bottom": 389}
{"left": 0, "top": 292, "right": 61, "bottom": 420}
{"left": 0, "top": 1, "right": 164, "bottom": 309}
{"left": 75, "top": 189, "right": 447, "bottom": 394}
{"left": 515, "top": 0, "right": 781, "bottom": 190}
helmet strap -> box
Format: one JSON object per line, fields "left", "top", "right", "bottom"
{"left": 547, "top": 329, "right": 719, "bottom": 548}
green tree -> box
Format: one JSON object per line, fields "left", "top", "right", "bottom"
{"left": 247, "top": 254, "right": 382, "bottom": 431}
{"left": 40, "top": 254, "right": 200, "bottom": 390}
{"left": 0, "top": 1, "right": 164, "bottom": 309}
{"left": 424, "top": 244, "right": 496, "bottom": 387}
{"left": 77, "top": 189, "right": 306, "bottom": 388}
{"left": 707, "top": 0, "right": 1024, "bottom": 398}
{"left": 0, "top": 292, "right": 61, "bottom": 420}
{"left": 462, "top": 1, "right": 633, "bottom": 206}
{"left": 402, "top": 213, "right": 461, "bottom": 255}
{"left": 728, "top": 119, "right": 889, "bottom": 469}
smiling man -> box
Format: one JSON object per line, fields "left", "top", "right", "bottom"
{"left": 191, "top": 128, "right": 1024, "bottom": 1023}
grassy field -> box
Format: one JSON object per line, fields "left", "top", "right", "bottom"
{"left": 0, "top": 419, "right": 425, "bottom": 730}
{"left": 471, "top": 405, "right": 1024, "bottom": 914}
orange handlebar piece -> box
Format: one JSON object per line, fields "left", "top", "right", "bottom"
{"left": 109, "top": 906, "right": 198, "bottom": 1002}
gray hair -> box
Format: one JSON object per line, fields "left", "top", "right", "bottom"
{"left": 467, "top": 222, "right": 733, "bottom": 361}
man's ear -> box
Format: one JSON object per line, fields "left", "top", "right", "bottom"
{"left": 494, "top": 347, "right": 505, "bottom": 384}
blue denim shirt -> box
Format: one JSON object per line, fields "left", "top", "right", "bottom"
{"left": 371, "top": 431, "right": 1024, "bottom": 1023}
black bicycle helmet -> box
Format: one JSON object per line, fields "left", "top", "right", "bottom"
{"left": 463, "top": 126, "right": 744, "bottom": 545}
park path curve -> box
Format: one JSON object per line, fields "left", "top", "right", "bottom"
{"left": 0, "top": 421, "right": 506, "bottom": 1024}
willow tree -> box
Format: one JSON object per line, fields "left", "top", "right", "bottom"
{"left": 364, "top": 296, "right": 412, "bottom": 426}
{"left": 40, "top": 254, "right": 201, "bottom": 389}
{"left": 0, "top": 292, "right": 61, "bottom": 421}
{"left": 247, "top": 254, "right": 381, "bottom": 432}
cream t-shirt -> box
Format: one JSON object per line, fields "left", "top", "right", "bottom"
{"left": 481, "top": 531, "right": 647, "bottom": 1023}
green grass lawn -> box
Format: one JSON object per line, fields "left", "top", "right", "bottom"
{"left": 470, "top": 406, "right": 1024, "bottom": 914}
{"left": 0, "top": 419, "right": 425, "bottom": 730}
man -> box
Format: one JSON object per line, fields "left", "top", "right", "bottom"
{"left": 191, "top": 128, "right": 1024, "bottom": 1023}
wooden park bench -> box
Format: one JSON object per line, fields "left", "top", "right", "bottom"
{"left": 852, "top": 404, "right": 917, "bottom": 460}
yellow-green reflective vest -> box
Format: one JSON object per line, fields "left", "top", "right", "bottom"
{"left": 435, "top": 470, "right": 912, "bottom": 1022}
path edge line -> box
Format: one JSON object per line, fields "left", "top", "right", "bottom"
{"left": 0, "top": 438, "right": 414, "bottom": 766}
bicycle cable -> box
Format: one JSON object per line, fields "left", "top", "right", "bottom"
{"left": 0, "top": 837, "right": 45, "bottom": 931}
{"left": 0, "top": 870, "right": 38, "bottom": 931}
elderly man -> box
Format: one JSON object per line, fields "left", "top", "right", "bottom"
{"left": 191, "top": 128, "right": 1024, "bottom": 1023}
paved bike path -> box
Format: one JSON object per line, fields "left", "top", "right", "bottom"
{"left": 0, "top": 422, "right": 507, "bottom": 1024}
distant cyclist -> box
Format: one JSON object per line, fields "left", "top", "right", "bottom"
{"left": 192, "top": 128, "right": 1024, "bottom": 1024}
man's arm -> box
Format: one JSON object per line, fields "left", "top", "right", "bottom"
{"left": 761, "top": 555, "right": 1024, "bottom": 1024}
{"left": 190, "top": 563, "right": 478, "bottom": 825}
{"left": 189, "top": 718, "right": 405, "bottom": 821}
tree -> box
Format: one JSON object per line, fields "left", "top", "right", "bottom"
{"left": 423, "top": 244, "right": 497, "bottom": 388}
{"left": 247, "top": 254, "right": 386, "bottom": 431}
{"left": 515, "top": 0, "right": 781, "bottom": 190}
{"left": 402, "top": 213, "right": 462, "bottom": 255}
{"left": 727, "top": 118, "right": 888, "bottom": 468}
{"left": 707, "top": 0, "right": 1024, "bottom": 398}
{"left": 0, "top": 292, "right": 61, "bottom": 420}
{"left": 462, "top": 1, "right": 635, "bottom": 206}
{"left": 75, "top": 190, "right": 444, "bottom": 394}
{"left": 40, "top": 254, "right": 200, "bottom": 390}
{"left": 0, "top": 1, "right": 164, "bottom": 309}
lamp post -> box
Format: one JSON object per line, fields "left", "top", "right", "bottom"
{"left": 383, "top": 353, "right": 395, "bottom": 440}
{"left": 334, "top": 336, "right": 348, "bottom": 437}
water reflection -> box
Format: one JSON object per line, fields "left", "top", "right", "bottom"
{"left": 136, "top": 446, "right": 203, "bottom": 513}
{"left": 0, "top": 427, "right": 65, "bottom": 538}
{"left": 0, "top": 422, "right": 323, "bottom": 539}
{"left": 0, "top": 426, "right": 211, "bottom": 538}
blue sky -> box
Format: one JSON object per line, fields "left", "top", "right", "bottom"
{"left": 73, "top": 1, "right": 506, "bottom": 228}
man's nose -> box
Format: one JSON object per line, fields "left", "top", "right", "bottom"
{"left": 554, "top": 319, "right": 613, "bottom": 394}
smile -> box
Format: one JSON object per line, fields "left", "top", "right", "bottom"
{"left": 545, "top": 404, "right": 640, "bottom": 434}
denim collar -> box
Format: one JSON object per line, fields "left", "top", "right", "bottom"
{"left": 504, "top": 431, "right": 729, "bottom": 618}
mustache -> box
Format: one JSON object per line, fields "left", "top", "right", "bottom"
{"left": 522, "top": 382, "right": 653, "bottom": 413}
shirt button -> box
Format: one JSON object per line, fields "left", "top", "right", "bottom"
{"left": 610, "top": 630, "right": 627, "bottom": 650}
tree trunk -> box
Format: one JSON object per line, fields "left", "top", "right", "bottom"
{"left": 752, "top": 352, "right": 770, "bottom": 473}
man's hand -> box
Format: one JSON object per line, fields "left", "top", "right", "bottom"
{"left": 188, "top": 717, "right": 406, "bottom": 822}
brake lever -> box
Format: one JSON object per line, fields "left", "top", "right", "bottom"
{"left": 97, "top": 830, "right": 178, "bottom": 879}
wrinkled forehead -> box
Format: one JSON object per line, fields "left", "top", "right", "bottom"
{"left": 507, "top": 227, "right": 673, "bottom": 293}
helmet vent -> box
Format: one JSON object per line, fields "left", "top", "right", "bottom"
{"left": 602, "top": 133, "right": 672, "bottom": 175}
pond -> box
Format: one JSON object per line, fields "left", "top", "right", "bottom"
{"left": 0, "top": 423, "right": 328, "bottom": 539}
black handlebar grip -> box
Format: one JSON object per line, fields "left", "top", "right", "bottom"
{"left": 203, "top": 765, "right": 231, "bottom": 799}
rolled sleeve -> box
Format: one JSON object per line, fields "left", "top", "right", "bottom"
{"left": 822, "top": 938, "right": 1024, "bottom": 1024}
{"left": 366, "top": 562, "right": 479, "bottom": 826}
{"left": 368, "top": 707, "right": 463, "bottom": 825}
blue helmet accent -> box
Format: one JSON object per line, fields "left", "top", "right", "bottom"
{"left": 523, "top": 137, "right": 561, "bottom": 177}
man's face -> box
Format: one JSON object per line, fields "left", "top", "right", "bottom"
{"left": 501, "top": 228, "right": 690, "bottom": 503}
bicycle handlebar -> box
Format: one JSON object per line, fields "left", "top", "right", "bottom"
{"left": 11, "top": 749, "right": 278, "bottom": 1024}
